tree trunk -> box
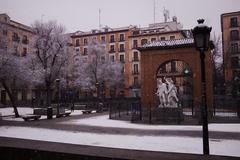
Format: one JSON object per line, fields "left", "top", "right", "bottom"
{"left": 46, "top": 85, "right": 51, "bottom": 108}
{"left": 1, "top": 80, "right": 20, "bottom": 117}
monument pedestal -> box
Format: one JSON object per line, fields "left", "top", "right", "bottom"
{"left": 155, "top": 107, "right": 184, "bottom": 124}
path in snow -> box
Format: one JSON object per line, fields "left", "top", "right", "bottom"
{"left": 0, "top": 126, "right": 239, "bottom": 157}
{"left": 62, "top": 115, "right": 240, "bottom": 133}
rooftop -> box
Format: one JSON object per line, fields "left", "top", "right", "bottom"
{"left": 139, "top": 38, "right": 194, "bottom": 50}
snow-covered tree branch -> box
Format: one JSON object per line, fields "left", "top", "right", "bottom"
{"left": 28, "top": 20, "right": 70, "bottom": 106}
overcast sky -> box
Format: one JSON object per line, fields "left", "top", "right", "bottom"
{"left": 0, "top": 0, "right": 239, "bottom": 35}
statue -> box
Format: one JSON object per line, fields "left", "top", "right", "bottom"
{"left": 165, "top": 77, "right": 179, "bottom": 107}
{"left": 155, "top": 78, "right": 167, "bottom": 107}
{"left": 156, "top": 77, "right": 179, "bottom": 108}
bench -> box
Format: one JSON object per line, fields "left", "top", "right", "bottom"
{"left": 57, "top": 111, "right": 71, "bottom": 118}
{"left": 82, "top": 110, "right": 93, "bottom": 114}
{"left": 22, "top": 115, "right": 41, "bottom": 121}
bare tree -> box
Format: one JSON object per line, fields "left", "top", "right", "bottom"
{"left": 0, "top": 24, "right": 31, "bottom": 117}
{"left": 28, "top": 20, "right": 69, "bottom": 107}
{"left": 210, "top": 34, "right": 224, "bottom": 94}
{"left": 72, "top": 42, "right": 124, "bottom": 97}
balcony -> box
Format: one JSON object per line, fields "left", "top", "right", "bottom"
{"left": 12, "top": 36, "right": 20, "bottom": 43}
{"left": 119, "top": 49, "right": 125, "bottom": 52}
{"left": 119, "top": 38, "right": 125, "bottom": 42}
{"left": 22, "top": 52, "right": 27, "bottom": 57}
{"left": 231, "top": 51, "right": 240, "bottom": 55}
{"left": 120, "top": 60, "right": 125, "bottom": 63}
{"left": 231, "top": 63, "right": 240, "bottom": 69}
{"left": 130, "top": 82, "right": 141, "bottom": 89}
{"left": 109, "top": 39, "right": 115, "bottom": 43}
{"left": 132, "top": 71, "right": 139, "bottom": 75}
{"left": 132, "top": 45, "right": 138, "bottom": 49}
{"left": 22, "top": 39, "right": 29, "bottom": 45}
{"left": 132, "top": 57, "right": 139, "bottom": 62}
{"left": 109, "top": 50, "right": 115, "bottom": 53}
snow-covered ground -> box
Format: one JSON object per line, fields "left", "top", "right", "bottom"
{"left": 0, "top": 107, "right": 84, "bottom": 121}
{"left": 62, "top": 115, "right": 240, "bottom": 133}
{"left": 0, "top": 126, "right": 239, "bottom": 157}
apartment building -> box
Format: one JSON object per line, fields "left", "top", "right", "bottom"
{"left": 0, "top": 13, "right": 33, "bottom": 57}
{"left": 221, "top": 11, "right": 240, "bottom": 94}
{"left": 71, "top": 26, "right": 133, "bottom": 97}
{"left": 71, "top": 18, "right": 191, "bottom": 97}
{"left": 0, "top": 13, "right": 33, "bottom": 104}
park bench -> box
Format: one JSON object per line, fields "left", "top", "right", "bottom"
{"left": 58, "top": 111, "right": 71, "bottom": 117}
{"left": 22, "top": 114, "right": 41, "bottom": 121}
{"left": 82, "top": 110, "right": 93, "bottom": 114}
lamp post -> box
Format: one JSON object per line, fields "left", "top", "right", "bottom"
{"left": 192, "top": 19, "right": 212, "bottom": 155}
{"left": 55, "top": 79, "right": 60, "bottom": 118}
{"left": 95, "top": 82, "right": 99, "bottom": 98}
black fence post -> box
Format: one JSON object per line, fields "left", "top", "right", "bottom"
{"left": 139, "top": 102, "right": 142, "bottom": 121}
{"left": 149, "top": 102, "right": 152, "bottom": 124}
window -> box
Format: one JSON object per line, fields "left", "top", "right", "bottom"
{"left": 133, "top": 64, "right": 138, "bottom": 74}
{"left": 120, "top": 54, "right": 124, "bottom": 63}
{"left": 160, "top": 37, "right": 166, "bottom": 41}
{"left": 230, "top": 17, "right": 238, "bottom": 28}
{"left": 22, "top": 48, "right": 27, "bottom": 56}
{"left": 75, "top": 48, "right": 80, "bottom": 52}
{"left": 83, "top": 57, "right": 88, "bottom": 63}
{"left": 133, "top": 40, "right": 138, "bottom": 48}
{"left": 92, "top": 36, "right": 97, "bottom": 44}
{"left": 92, "top": 57, "right": 97, "bottom": 63}
{"left": 133, "top": 77, "right": 139, "bottom": 85}
{"left": 230, "top": 30, "right": 239, "bottom": 41}
{"left": 151, "top": 38, "right": 156, "bottom": 42}
{"left": 119, "top": 44, "right": 125, "bottom": 52}
{"left": 83, "top": 38, "right": 88, "bottom": 45}
{"left": 110, "top": 55, "right": 115, "bottom": 62}
{"left": 170, "top": 36, "right": 175, "bottom": 40}
{"left": 171, "top": 61, "right": 176, "bottom": 72}
{"left": 110, "top": 45, "right": 115, "bottom": 52}
{"left": 101, "top": 36, "right": 106, "bottom": 43}
{"left": 76, "top": 39, "right": 80, "bottom": 46}
{"left": 101, "top": 56, "right": 105, "bottom": 63}
{"left": 75, "top": 58, "right": 79, "bottom": 62}
{"left": 83, "top": 48, "right": 88, "bottom": 55}
{"left": 110, "top": 35, "right": 115, "bottom": 43}
{"left": 141, "top": 39, "right": 147, "bottom": 45}
{"left": 133, "top": 51, "right": 139, "bottom": 61}
{"left": 12, "top": 32, "right": 20, "bottom": 42}
{"left": 22, "top": 35, "right": 28, "bottom": 44}
{"left": 3, "top": 29, "right": 7, "bottom": 36}
{"left": 231, "top": 57, "right": 239, "bottom": 68}
{"left": 231, "top": 43, "right": 238, "bottom": 53}
{"left": 119, "top": 34, "right": 125, "bottom": 41}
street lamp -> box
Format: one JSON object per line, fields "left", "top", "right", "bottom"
{"left": 55, "top": 79, "right": 60, "bottom": 118}
{"left": 192, "top": 19, "right": 212, "bottom": 155}
{"left": 95, "top": 82, "right": 99, "bottom": 98}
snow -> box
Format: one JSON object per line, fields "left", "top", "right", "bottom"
{"left": 0, "top": 107, "right": 84, "bottom": 121}
{"left": 62, "top": 115, "right": 240, "bottom": 133}
{"left": 0, "top": 107, "right": 33, "bottom": 116}
{"left": 0, "top": 126, "right": 239, "bottom": 157}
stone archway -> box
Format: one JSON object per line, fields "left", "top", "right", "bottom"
{"left": 156, "top": 60, "right": 193, "bottom": 111}
{"left": 139, "top": 43, "right": 213, "bottom": 113}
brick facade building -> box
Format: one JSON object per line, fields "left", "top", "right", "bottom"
{"left": 221, "top": 11, "right": 240, "bottom": 95}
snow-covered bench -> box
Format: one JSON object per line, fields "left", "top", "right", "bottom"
{"left": 82, "top": 110, "right": 93, "bottom": 114}
{"left": 58, "top": 111, "right": 71, "bottom": 117}
{"left": 22, "top": 114, "right": 41, "bottom": 121}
